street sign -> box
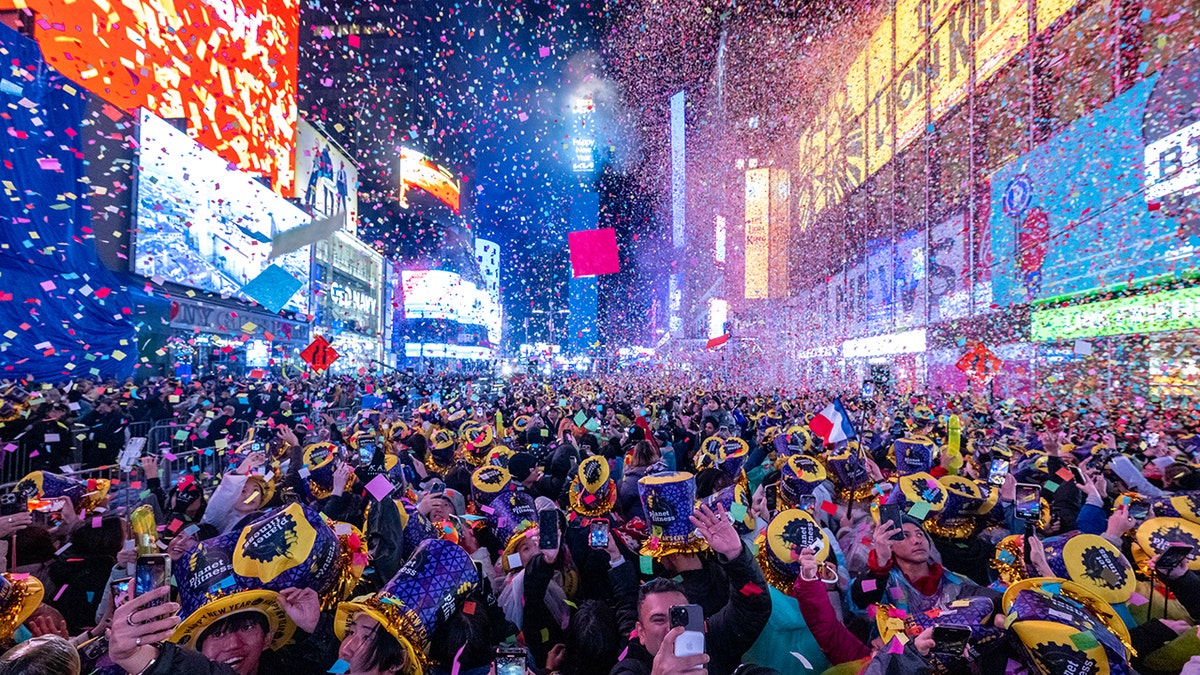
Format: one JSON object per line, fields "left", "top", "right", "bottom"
{"left": 300, "top": 336, "right": 339, "bottom": 373}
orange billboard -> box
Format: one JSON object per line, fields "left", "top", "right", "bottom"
{"left": 3, "top": 0, "right": 300, "bottom": 195}
{"left": 399, "top": 147, "right": 461, "bottom": 215}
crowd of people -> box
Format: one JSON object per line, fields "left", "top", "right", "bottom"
{"left": 0, "top": 370, "right": 1198, "bottom": 675}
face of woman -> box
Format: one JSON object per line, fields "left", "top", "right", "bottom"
{"left": 339, "top": 613, "right": 404, "bottom": 675}
{"left": 516, "top": 531, "right": 539, "bottom": 568}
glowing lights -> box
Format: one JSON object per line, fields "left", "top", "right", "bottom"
{"left": 842, "top": 329, "right": 928, "bottom": 359}
{"left": 398, "top": 147, "right": 461, "bottom": 214}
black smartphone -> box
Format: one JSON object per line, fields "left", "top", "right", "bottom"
{"left": 473, "top": 559, "right": 488, "bottom": 595}
{"left": 798, "top": 494, "right": 817, "bottom": 515}
{"left": 0, "top": 493, "right": 21, "bottom": 516}
{"left": 1069, "top": 465, "right": 1087, "bottom": 484}
{"left": 1156, "top": 543, "right": 1194, "bottom": 573}
{"left": 669, "top": 604, "right": 705, "bottom": 657}
{"left": 111, "top": 577, "right": 132, "bottom": 608}
{"left": 538, "top": 509, "right": 559, "bottom": 551}
{"left": 359, "top": 440, "right": 377, "bottom": 465}
{"left": 1128, "top": 500, "right": 1151, "bottom": 521}
{"left": 1015, "top": 484, "right": 1041, "bottom": 520}
{"left": 988, "top": 459, "right": 1009, "bottom": 486}
{"left": 589, "top": 521, "right": 610, "bottom": 549}
{"left": 135, "top": 554, "right": 171, "bottom": 607}
{"left": 764, "top": 484, "right": 779, "bottom": 513}
{"left": 494, "top": 647, "right": 526, "bottom": 675}
{"left": 931, "top": 625, "right": 972, "bottom": 655}
{"left": 878, "top": 504, "right": 905, "bottom": 540}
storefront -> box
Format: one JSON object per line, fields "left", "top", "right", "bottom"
{"left": 314, "top": 231, "right": 384, "bottom": 374}
{"left": 163, "top": 296, "right": 311, "bottom": 379}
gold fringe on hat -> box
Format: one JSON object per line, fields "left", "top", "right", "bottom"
{"left": 754, "top": 533, "right": 796, "bottom": 594}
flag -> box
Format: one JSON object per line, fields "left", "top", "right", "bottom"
{"left": 706, "top": 334, "right": 730, "bottom": 349}
{"left": 809, "top": 399, "right": 856, "bottom": 444}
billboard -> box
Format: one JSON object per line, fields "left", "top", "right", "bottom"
{"left": 134, "top": 110, "right": 311, "bottom": 314}
{"left": 297, "top": 120, "right": 358, "bottom": 235}
{"left": 475, "top": 238, "right": 500, "bottom": 297}
{"left": 399, "top": 147, "right": 461, "bottom": 214}
{"left": 1031, "top": 287, "right": 1200, "bottom": 342}
{"left": 10, "top": 0, "right": 301, "bottom": 195}
{"left": 990, "top": 74, "right": 1184, "bottom": 307}
{"left": 744, "top": 168, "right": 770, "bottom": 299}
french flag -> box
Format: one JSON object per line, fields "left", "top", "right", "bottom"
{"left": 809, "top": 399, "right": 857, "bottom": 444}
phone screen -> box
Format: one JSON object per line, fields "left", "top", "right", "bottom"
{"left": 589, "top": 521, "right": 610, "bottom": 549}
{"left": 1156, "top": 544, "right": 1194, "bottom": 572}
{"left": 932, "top": 625, "right": 972, "bottom": 654}
{"left": 1128, "top": 501, "right": 1152, "bottom": 521}
{"left": 764, "top": 484, "right": 778, "bottom": 513}
{"left": 798, "top": 494, "right": 817, "bottom": 515}
{"left": 111, "top": 577, "right": 131, "bottom": 608}
{"left": 1015, "top": 484, "right": 1041, "bottom": 520}
{"left": 494, "top": 648, "right": 526, "bottom": 675}
{"left": 538, "top": 509, "right": 559, "bottom": 550}
{"left": 359, "top": 440, "right": 377, "bottom": 465}
{"left": 878, "top": 504, "right": 905, "bottom": 540}
{"left": 988, "top": 459, "right": 1009, "bottom": 486}
{"left": 135, "top": 555, "right": 171, "bottom": 607}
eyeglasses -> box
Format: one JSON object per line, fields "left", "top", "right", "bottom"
{"left": 799, "top": 561, "right": 840, "bottom": 584}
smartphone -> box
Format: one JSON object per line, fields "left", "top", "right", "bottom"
{"left": 359, "top": 440, "right": 377, "bottom": 465}
{"left": 1069, "top": 465, "right": 1086, "bottom": 484}
{"left": 473, "top": 559, "right": 488, "bottom": 595}
{"left": 249, "top": 440, "right": 263, "bottom": 455}
{"left": 1015, "top": 484, "right": 1041, "bottom": 520}
{"left": 764, "top": 484, "right": 779, "bottom": 513}
{"left": 988, "top": 459, "right": 1009, "bottom": 486}
{"left": 878, "top": 504, "right": 905, "bottom": 540}
{"left": 538, "top": 509, "right": 560, "bottom": 551}
{"left": 135, "top": 554, "right": 171, "bottom": 607}
{"left": 110, "top": 577, "right": 132, "bottom": 608}
{"left": 1156, "top": 543, "right": 1194, "bottom": 573}
{"left": 1128, "top": 500, "right": 1152, "bottom": 521}
{"left": 798, "top": 494, "right": 817, "bottom": 515}
{"left": 494, "top": 647, "right": 526, "bottom": 675}
{"left": 0, "top": 493, "right": 21, "bottom": 516}
{"left": 669, "top": 604, "right": 705, "bottom": 657}
{"left": 589, "top": 520, "right": 610, "bottom": 550}
{"left": 931, "top": 625, "right": 972, "bottom": 655}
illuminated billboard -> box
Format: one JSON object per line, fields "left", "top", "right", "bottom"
{"left": 401, "top": 270, "right": 469, "bottom": 321}
{"left": 1031, "top": 287, "right": 1200, "bottom": 342}
{"left": 134, "top": 110, "right": 311, "bottom": 313}
{"left": 744, "top": 168, "right": 791, "bottom": 299}
{"left": 707, "top": 298, "right": 728, "bottom": 339}
{"left": 9, "top": 0, "right": 301, "bottom": 195}
{"left": 297, "top": 120, "right": 358, "bottom": 235}
{"left": 399, "top": 147, "right": 461, "bottom": 214}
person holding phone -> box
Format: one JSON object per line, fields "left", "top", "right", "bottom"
{"left": 850, "top": 517, "right": 1001, "bottom": 630}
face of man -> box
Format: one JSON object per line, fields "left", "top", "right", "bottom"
{"left": 892, "top": 523, "right": 931, "bottom": 566}
{"left": 427, "top": 495, "right": 453, "bottom": 522}
{"left": 703, "top": 422, "right": 716, "bottom": 437}
{"left": 636, "top": 590, "right": 689, "bottom": 656}
{"left": 200, "top": 617, "right": 270, "bottom": 675}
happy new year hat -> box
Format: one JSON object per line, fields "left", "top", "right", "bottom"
{"left": 172, "top": 503, "right": 355, "bottom": 649}
{"left": 886, "top": 471, "right": 948, "bottom": 513}
{"left": 426, "top": 428, "right": 458, "bottom": 475}
{"left": 699, "top": 479, "right": 756, "bottom": 535}
{"left": 1040, "top": 533, "right": 1136, "bottom": 604}
{"left": 470, "top": 465, "right": 512, "bottom": 506}
{"left": 1136, "top": 517, "right": 1200, "bottom": 571}
{"left": 889, "top": 595, "right": 1007, "bottom": 672}
{"left": 1148, "top": 492, "right": 1200, "bottom": 524}
{"left": 638, "top": 472, "right": 708, "bottom": 558}
{"left": 335, "top": 539, "right": 478, "bottom": 675}
{"left": 568, "top": 455, "right": 618, "bottom": 518}
{"left": 303, "top": 442, "right": 356, "bottom": 500}
{"left": 694, "top": 437, "right": 749, "bottom": 479}
{"left": 823, "top": 441, "right": 874, "bottom": 500}
{"left": 926, "top": 475, "right": 996, "bottom": 539}
{"left": 755, "top": 509, "right": 830, "bottom": 593}
{"left": 13, "top": 471, "right": 110, "bottom": 512}
{"left": 1003, "top": 577, "right": 1135, "bottom": 675}
{"left": 778, "top": 455, "right": 828, "bottom": 509}
{"left": 485, "top": 489, "right": 539, "bottom": 571}
{"left": 0, "top": 572, "right": 43, "bottom": 642}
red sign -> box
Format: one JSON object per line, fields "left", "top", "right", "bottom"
{"left": 300, "top": 336, "right": 339, "bottom": 373}
{"left": 955, "top": 342, "right": 1002, "bottom": 385}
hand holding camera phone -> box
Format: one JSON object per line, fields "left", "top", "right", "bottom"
{"left": 1014, "top": 484, "right": 1041, "bottom": 520}
{"left": 931, "top": 625, "right": 972, "bottom": 655}
{"left": 588, "top": 520, "right": 610, "bottom": 550}
{"left": 877, "top": 504, "right": 905, "bottom": 540}
{"left": 538, "top": 509, "right": 560, "bottom": 552}
{"left": 135, "top": 554, "right": 171, "bottom": 608}
{"left": 494, "top": 647, "right": 526, "bottom": 675}
{"left": 670, "top": 604, "right": 705, "bottom": 658}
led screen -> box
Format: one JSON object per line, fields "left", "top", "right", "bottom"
{"left": 134, "top": 110, "right": 311, "bottom": 313}
{"left": 401, "top": 270, "right": 467, "bottom": 321}
{"left": 297, "top": 119, "right": 359, "bottom": 235}
{"left": 399, "top": 147, "right": 461, "bottom": 214}
{"left": 9, "top": 0, "right": 301, "bottom": 195}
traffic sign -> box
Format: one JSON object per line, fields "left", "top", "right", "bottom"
{"left": 300, "top": 336, "right": 339, "bottom": 373}
{"left": 1002, "top": 174, "right": 1033, "bottom": 217}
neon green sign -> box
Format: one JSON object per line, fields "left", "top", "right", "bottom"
{"left": 1031, "top": 286, "right": 1200, "bottom": 342}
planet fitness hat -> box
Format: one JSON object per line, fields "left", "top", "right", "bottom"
{"left": 755, "top": 509, "right": 830, "bottom": 593}
{"left": 485, "top": 489, "right": 539, "bottom": 572}
{"left": 471, "top": 465, "right": 512, "bottom": 506}
{"left": 303, "top": 442, "right": 356, "bottom": 500}
{"left": 335, "top": 539, "right": 478, "bottom": 675}
{"left": 1003, "top": 577, "right": 1134, "bottom": 675}
{"left": 638, "top": 472, "right": 708, "bottom": 558}
{"left": 0, "top": 572, "right": 43, "bottom": 642}
{"left": 13, "top": 471, "right": 110, "bottom": 511}
{"left": 1041, "top": 533, "right": 1135, "bottom": 604}
{"left": 568, "top": 455, "right": 618, "bottom": 518}
{"left": 778, "top": 455, "right": 828, "bottom": 509}
{"left": 699, "top": 480, "right": 756, "bottom": 535}
{"left": 926, "top": 475, "right": 995, "bottom": 540}
{"left": 1136, "top": 517, "right": 1200, "bottom": 571}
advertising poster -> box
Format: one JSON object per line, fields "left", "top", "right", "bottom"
{"left": 134, "top": 111, "right": 311, "bottom": 314}
{"left": 990, "top": 74, "right": 1184, "bottom": 306}
{"left": 296, "top": 120, "right": 359, "bottom": 235}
